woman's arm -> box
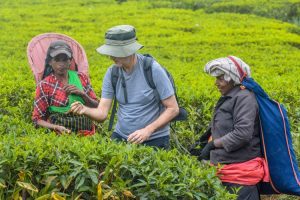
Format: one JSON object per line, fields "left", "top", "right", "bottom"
{"left": 63, "top": 84, "right": 99, "bottom": 108}
{"left": 36, "top": 119, "right": 71, "bottom": 134}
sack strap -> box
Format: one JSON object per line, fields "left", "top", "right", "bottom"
{"left": 143, "top": 54, "right": 186, "bottom": 122}
{"left": 143, "top": 54, "right": 156, "bottom": 89}
{"left": 227, "top": 56, "right": 247, "bottom": 81}
{"left": 111, "top": 66, "right": 119, "bottom": 95}
{"left": 108, "top": 66, "right": 128, "bottom": 131}
{"left": 163, "top": 68, "right": 178, "bottom": 102}
{"left": 120, "top": 70, "right": 128, "bottom": 104}
{"left": 143, "top": 54, "right": 179, "bottom": 102}
{"left": 108, "top": 97, "right": 118, "bottom": 131}
{"left": 108, "top": 66, "right": 119, "bottom": 131}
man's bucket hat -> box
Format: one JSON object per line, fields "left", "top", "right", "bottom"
{"left": 96, "top": 25, "right": 143, "bottom": 57}
{"left": 49, "top": 40, "right": 72, "bottom": 58}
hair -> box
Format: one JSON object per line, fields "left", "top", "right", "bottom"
{"left": 42, "top": 48, "right": 54, "bottom": 79}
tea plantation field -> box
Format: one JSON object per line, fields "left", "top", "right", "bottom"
{"left": 0, "top": 0, "right": 300, "bottom": 199}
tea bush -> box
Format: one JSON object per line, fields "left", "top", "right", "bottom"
{"left": 143, "top": 0, "right": 300, "bottom": 25}
{"left": 0, "top": 132, "right": 235, "bottom": 199}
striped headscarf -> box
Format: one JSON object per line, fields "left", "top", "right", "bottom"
{"left": 204, "top": 56, "right": 251, "bottom": 84}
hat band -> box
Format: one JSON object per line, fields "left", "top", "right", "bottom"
{"left": 105, "top": 37, "right": 137, "bottom": 46}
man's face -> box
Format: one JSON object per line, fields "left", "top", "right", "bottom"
{"left": 110, "top": 55, "right": 132, "bottom": 68}
{"left": 215, "top": 75, "right": 234, "bottom": 96}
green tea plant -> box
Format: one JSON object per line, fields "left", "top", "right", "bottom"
{"left": 0, "top": 133, "right": 235, "bottom": 199}
{"left": 142, "top": 0, "right": 300, "bottom": 25}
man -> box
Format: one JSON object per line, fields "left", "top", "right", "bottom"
{"left": 71, "top": 25, "right": 179, "bottom": 149}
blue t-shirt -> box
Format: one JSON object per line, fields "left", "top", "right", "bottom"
{"left": 101, "top": 54, "right": 174, "bottom": 140}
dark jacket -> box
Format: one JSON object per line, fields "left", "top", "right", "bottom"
{"left": 210, "top": 86, "right": 262, "bottom": 164}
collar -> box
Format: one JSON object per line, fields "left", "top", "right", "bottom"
{"left": 223, "top": 85, "right": 242, "bottom": 98}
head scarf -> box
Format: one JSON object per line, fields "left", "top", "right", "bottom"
{"left": 204, "top": 56, "right": 251, "bottom": 84}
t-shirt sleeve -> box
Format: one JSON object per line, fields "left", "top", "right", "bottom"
{"left": 101, "top": 67, "right": 114, "bottom": 99}
{"left": 151, "top": 61, "right": 174, "bottom": 100}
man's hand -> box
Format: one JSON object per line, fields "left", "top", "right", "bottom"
{"left": 198, "top": 141, "right": 215, "bottom": 161}
{"left": 54, "top": 125, "right": 71, "bottom": 134}
{"left": 70, "top": 101, "right": 87, "bottom": 115}
{"left": 63, "top": 85, "right": 84, "bottom": 96}
{"left": 127, "top": 128, "right": 152, "bottom": 144}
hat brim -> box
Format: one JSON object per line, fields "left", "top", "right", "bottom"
{"left": 50, "top": 50, "right": 72, "bottom": 58}
{"left": 96, "top": 42, "right": 143, "bottom": 57}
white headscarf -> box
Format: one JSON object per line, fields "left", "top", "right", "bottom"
{"left": 204, "top": 56, "right": 251, "bottom": 84}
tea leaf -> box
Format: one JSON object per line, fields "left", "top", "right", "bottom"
{"left": 16, "top": 181, "right": 38, "bottom": 193}
{"left": 18, "top": 171, "right": 25, "bottom": 181}
{"left": 51, "top": 192, "right": 65, "bottom": 200}
{"left": 87, "top": 169, "right": 98, "bottom": 184}
{"left": 97, "top": 182, "right": 103, "bottom": 200}
{"left": 123, "top": 190, "right": 135, "bottom": 198}
{"left": 0, "top": 182, "right": 6, "bottom": 188}
{"left": 75, "top": 176, "right": 85, "bottom": 190}
{"left": 103, "top": 189, "right": 113, "bottom": 199}
{"left": 35, "top": 194, "right": 51, "bottom": 200}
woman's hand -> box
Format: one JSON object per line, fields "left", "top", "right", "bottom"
{"left": 36, "top": 119, "right": 71, "bottom": 134}
{"left": 70, "top": 101, "right": 87, "bottom": 115}
{"left": 64, "top": 85, "right": 99, "bottom": 108}
{"left": 54, "top": 125, "right": 71, "bottom": 134}
{"left": 198, "top": 141, "right": 215, "bottom": 161}
{"left": 63, "top": 85, "right": 84, "bottom": 96}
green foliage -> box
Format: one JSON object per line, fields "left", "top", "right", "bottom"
{"left": 0, "top": 133, "right": 235, "bottom": 199}
{"left": 204, "top": 0, "right": 300, "bottom": 25}
{"left": 143, "top": 0, "right": 300, "bottom": 25}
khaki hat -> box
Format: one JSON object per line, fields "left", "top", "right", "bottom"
{"left": 49, "top": 40, "right": 72, "bottom": 58}
{"left": 96, "top": 25, "right": 143, "bottom": 57}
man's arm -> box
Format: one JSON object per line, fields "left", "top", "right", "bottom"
{"left": 127, "top": 95, "right": 179, "bottom": 144}
{"left": 70, "top": 98, "right": 113, "bottom": 122}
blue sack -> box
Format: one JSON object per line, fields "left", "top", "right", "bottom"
{"left": 242, "top": 77, "right": 300, "bottom": 196}
{"left": 228, "top": 56, "right": 300, "bottom": 196}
